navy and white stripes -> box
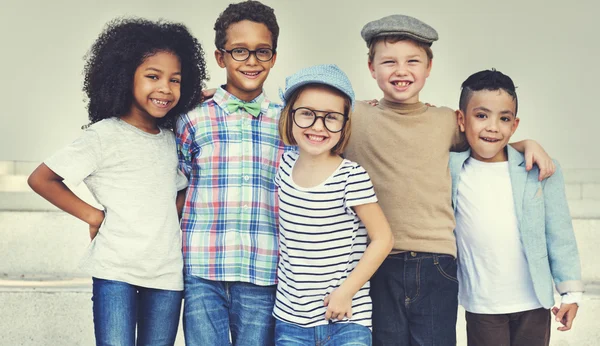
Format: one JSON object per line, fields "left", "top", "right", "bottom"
{"left": 273, "top": 152, "right": 377, "bottom": 328}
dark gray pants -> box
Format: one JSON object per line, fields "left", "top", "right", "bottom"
{"left": 466, "top": 308, "right": 551, "bottom": 346}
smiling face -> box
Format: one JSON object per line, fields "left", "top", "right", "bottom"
{"left": 215, "top": 20, "right": 276, "bottom": 102}
{"left": 458, "top": 89, "right": 520, "bottom": 162}
{"left": 124, "top": 51, "right": 181, "bottom": 130}
{"left": 291, "top": 86, "right": 347, "bottom": 159}
{"left": 368, "top": 39, "right": 431, "bottom": 104}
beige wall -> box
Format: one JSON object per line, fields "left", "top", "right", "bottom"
{"left": 1, "top": 0, "right": 598, "bottom": 169}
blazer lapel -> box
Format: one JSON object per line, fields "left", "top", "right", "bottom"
{"left": 507, "top": 146, "right": 527, "bottom": 229}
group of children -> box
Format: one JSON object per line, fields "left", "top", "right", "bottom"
{"left": 26, "top": 1, "right": 583, "bottom": 345}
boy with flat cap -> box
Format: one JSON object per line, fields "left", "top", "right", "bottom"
{"left": 343, "top": 14, "right": 554, "bottom": 345}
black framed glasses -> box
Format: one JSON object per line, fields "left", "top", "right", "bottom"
{"left": 292, "top": 107, "right": 347, "bottom": 133}
{"left": 220, "top": 47, "right": 275, "bottom": 62}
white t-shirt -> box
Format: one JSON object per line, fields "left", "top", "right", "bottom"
{"left": 455, "top": 157, "right": 542, "bottom": 313}
{"left": 273, "top": 152, "right": 378, "bottom": 328}
{"left": 45, "top": 118, "right": 188, "bottom": 291}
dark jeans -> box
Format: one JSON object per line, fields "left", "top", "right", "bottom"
{"left": 370, "top": 252, "right": 459, "bottom": 346}
{"left": 92, "top": 277, "right": 183, "bottom": 346}
{"left": 465, "top": 308, "right": 551, "bottom": 346}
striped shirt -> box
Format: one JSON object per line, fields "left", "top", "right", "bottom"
{"left": 273, "top": 151, "right": 378, "bottom": 329}
{"left": 175, "top": 87, "right": 285, "bottom": 286}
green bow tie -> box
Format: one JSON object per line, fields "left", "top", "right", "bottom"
{"left": 226, "top": 100, "right": 261, "bottom": 117}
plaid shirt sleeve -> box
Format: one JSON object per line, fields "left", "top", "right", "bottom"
{"left": 175, "top": 112, "right": 196, "bottom": 178}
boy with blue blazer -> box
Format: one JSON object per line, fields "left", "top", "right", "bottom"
{"left": 449, "top": 69, "right": 584, "bottom": 346}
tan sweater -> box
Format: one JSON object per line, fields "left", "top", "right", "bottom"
{"left": 344, "top": 99, "right": 466, "bottom": 257}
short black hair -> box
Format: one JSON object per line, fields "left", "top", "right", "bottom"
{"left": 459, "top": 69, "right": 518, "bottom": 115}
{"left": 83, "top": 17, "right": 208, "bottom": 130}
{"left": 214, "top": 1, "right": 279, "bottom": 51}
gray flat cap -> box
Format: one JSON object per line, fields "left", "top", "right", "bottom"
{"left": 361, "top": 14, "right": 438, "bottom": 46}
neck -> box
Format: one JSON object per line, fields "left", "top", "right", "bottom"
{"left": 293, "top": 151, "right": 343, "bottom": 188}
{"left": 224, "top": 84, "right": 262, "bottom": 102}
{"left": 296, "top": 148, "right": 342, "bottom": 165}
{"left": 120, "top": 112, "right": 160, "bottom": 134}
{"left": 379, "top": 98, "right": 427, "bottom": 115}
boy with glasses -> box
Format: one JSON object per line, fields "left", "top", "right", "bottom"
{"left": 175, "top": 1, "right": 285, "bottom": 345}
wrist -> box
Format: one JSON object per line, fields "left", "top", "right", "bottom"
{"left": 561, "top": 292, "right": 583, "bottom": 306}
{"left": 88, "top": 209, "right": 105, "bottom": 227}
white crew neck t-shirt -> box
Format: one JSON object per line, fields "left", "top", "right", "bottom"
{"left": 455, "top": 157, "right": 541, "bottom": 313}
{"left": 45, "top": 118, "right": 188, "bottom": 290}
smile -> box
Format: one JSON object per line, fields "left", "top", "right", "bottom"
{"left": 151, "top": 99, "right": 170, "bottom": 108}
{"left": 481, "top": 137, "right": 501, "bottom": 142}
{"left": 306, "top": 134, "right": 327, "bottom": 142}
{"left": 241, "top": 71, "right": 261, "bottom": 77}
{"left": 392, "top": 81, "right": 412, "bottom": 87}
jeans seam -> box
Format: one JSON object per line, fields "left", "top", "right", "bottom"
{"left": 433, "top": 254, "right": 458, "bottom": 283}
{"left": 404, "top": 258, "right": 421, "bottom": 306}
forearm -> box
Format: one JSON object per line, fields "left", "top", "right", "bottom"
{"left": 176, "top": 189, "right": 187, "bottom": 219}
{"left": 509, "top": 139, "right": 528, "bottom": 153}
{"left": 338, "top": 235, "right": 393, "bottom": 296}
{"left": 28, "top": 166, "right": 103, "bottom": 226}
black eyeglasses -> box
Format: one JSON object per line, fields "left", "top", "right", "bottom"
{"left": 292, "top": 107, "right": 347, "bottom": 133}
{"left": 220, "top": 47, "right": 275, "bottom": 62}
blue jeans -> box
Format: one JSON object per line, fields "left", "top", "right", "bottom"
{"left": 370, "top": 252, "right": 458, "bottom": 346}
{"left": 183, "top": 274, "right": 276, "bottom": 346}
{"left": 275, "top": 320, "right": 372, "bottom": 346}
{"left": 92, "top": 277, "right": 182, "bottom": 346}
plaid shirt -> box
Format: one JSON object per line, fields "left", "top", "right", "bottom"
{"left": 175, "top": 87, "right": 285, "bottom": 286}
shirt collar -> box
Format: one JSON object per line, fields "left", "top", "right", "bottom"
{"left": 214, "top": 86, "right": 273, "bottom": 117}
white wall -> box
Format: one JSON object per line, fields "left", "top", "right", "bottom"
{"left": 1, "top": 0, "right": 598, "bottom": 169}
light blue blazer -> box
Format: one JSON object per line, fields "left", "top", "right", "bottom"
{"left": 449, "top": 146, "right": 583, "bottom": 309}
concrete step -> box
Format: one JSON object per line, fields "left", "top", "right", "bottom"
{"left": 0, "top": 161, "right": 37, "bottom": 176}
{"left": 0, "top": 175, "right": 99, "bottom": 212}
{"left": 1, "top": 278, "right": 598, "bottom": 346}
{"left": 2, "top": 183, "right": 599, "bottom": 218}
{"left": 0, "top": 278, "right": 186, "bottom": 345}
{"left": 1, "top": 214, "right": 599, "bottom": 282}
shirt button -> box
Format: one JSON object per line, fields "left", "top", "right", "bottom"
{"left": 410, "top": 252, "right": 417, "bottom": 257}
{"left": 244, "top": 175, "right": 250, "bottom": 181}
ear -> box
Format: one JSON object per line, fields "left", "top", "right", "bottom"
{"left": 270, "top": 52, "right": 277, "bottom": 68}
{"left": 511, "top": 117, "right": 520, "bottom": 135}
{"left": 425, "top": 58, "right": 433, "bottom": 78}
{"left": 368, "top": 60, "right": 376, "bottom": 79}
{"left": 215, "top": 49, "right": 226, "bottom": 68}
{"left": 456, "top": 109, "right": 466, "bottom": 132}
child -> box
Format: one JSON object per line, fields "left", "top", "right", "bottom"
{"left": 27, "top": 18, "right": 207, "bottom": 344}
{"left": 343, "top": 14, "right": 555, "bottom": 345}
{"left": 450, "top": 69, "right": 583, "bottom": 346}
{"left": 273, "top": 64, "right": 394, "bottom": 345}
{"left": 175, "top": 1, "right": 285, "bottom": 345}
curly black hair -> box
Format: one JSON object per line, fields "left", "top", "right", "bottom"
{"left": 214, "top": 1, "right": 279, "bottom": 51}
{"left": 83, "top": 17, "right": 208, "bottom": 129}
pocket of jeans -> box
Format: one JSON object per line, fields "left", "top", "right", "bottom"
{"left": 434, "top": 255, "right": 458, "bottom": 283}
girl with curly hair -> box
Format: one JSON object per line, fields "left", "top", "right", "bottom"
{"left": 28, "top": 17, "right": 207, "bottom": 345}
